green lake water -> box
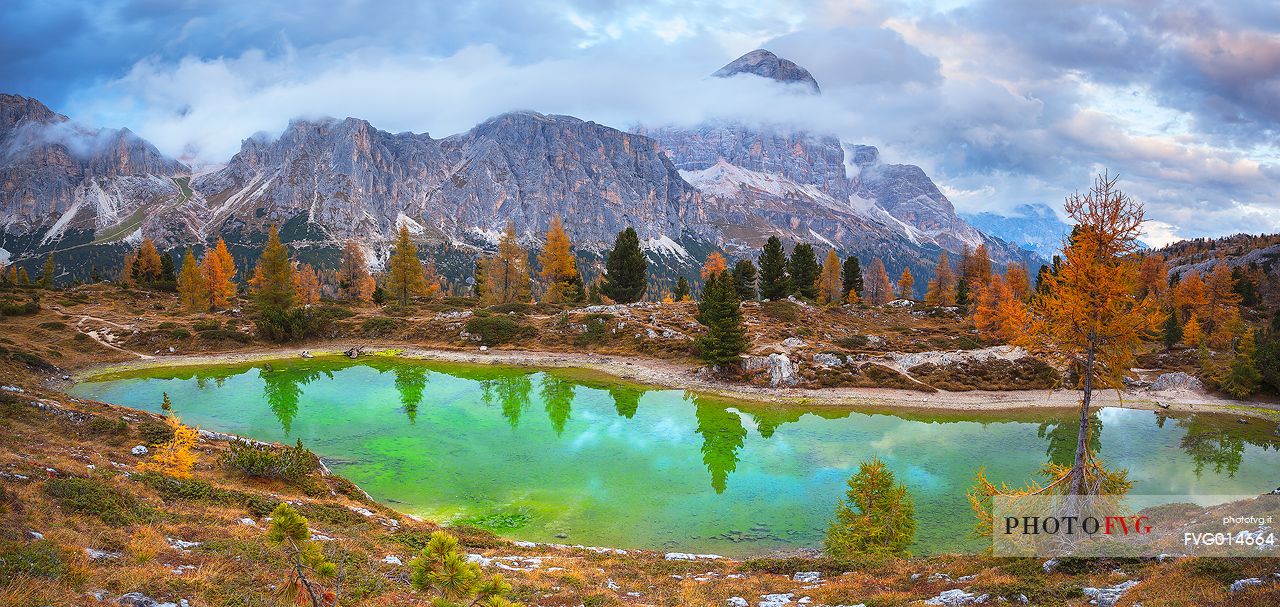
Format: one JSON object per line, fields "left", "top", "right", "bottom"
{"left": 69, "top": 357, "right": 1280, "bottom": 557}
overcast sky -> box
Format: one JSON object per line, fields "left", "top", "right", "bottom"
{"left": 3, "top": 0, "right": 1279, "bottom": 245}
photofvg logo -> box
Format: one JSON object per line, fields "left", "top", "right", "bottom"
{"left": 992, "top": 494, "right": 1279, "bottom": 557}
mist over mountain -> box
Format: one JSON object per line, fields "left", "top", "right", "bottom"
{"left": 961, "top": 203, "right": 1072, "bottom": 262}
{"left": 1, "top": 51, "right": 1044, "bottom": 289}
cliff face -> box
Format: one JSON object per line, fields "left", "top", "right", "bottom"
{"left": 0, "top": 94, "right": 187, "bottom": 249}
{"left": 177, "top": 112, "right": 706, "bottom": 257}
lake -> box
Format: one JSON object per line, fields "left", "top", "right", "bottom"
{"left": 69, "top": 356, "right": 1280, "bottom": 557}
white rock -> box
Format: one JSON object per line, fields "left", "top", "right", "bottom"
{"left": 759, "top": 593, "right": 794, "bottom": 607}
{"left": 767, "top": 353, "right": 797, "bottom": 387}
{"left": 727, "top": 598, "right": 748, "bottom": 607}
{"left": 1082, "top": 580, "right": 1139, "bottom": 607}
{"left": 382, "top": 555, "right": 403, "bottom": 566}
{"left": 924, "top": 589, "right": 986, "bottom": 606}
{"left": 131, "top": 445, "right": 149, "bottom": 455}
{"left": 239, "top": 517, "right": 256, "bottom": 526}
{"left": 167, "top": 538, "right": 201, "bottom": 550}
{"left": 1228, "top": 577, "right": 1265, "bottom": 592}
{"left": 1150, "top": 371, "right": 1204, "bottom": 392}
{"left": 664, "top": 552, "right": 722, "bottom": 561}
{"left": 84, "top": 548, "right": 121, "bottom": 560}
{"left": 793, "top": 571, "right": 821, "bottom": 583}
{"left": 781, "top": 337, "right": 806, "bottom": 348}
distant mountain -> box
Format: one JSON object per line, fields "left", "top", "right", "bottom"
{"left": 1, "top": 50, "right": 1044, "bottom": 291}
{"left": 711, "top": 49, "right": 821, "bottom": 94}
{"left": 961, "top": 203, "right": 1071, "bottom": 261}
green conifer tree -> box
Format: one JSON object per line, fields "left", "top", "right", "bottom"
{"left": 825, "top": 457, "right": 916, "bottom": 558}
{"left": 38, "top": 253, "right": 55, "bottom": 289}
{"left": 696, "top": 272, "right": 748, "bottom": 366}
{"left": 1162, "top": 309, "right": 1182, "bottom": 350}
{"left": 841, "top": 256, "right": 863, "bottom": 300}
{"left": 601, "top": 227, "right": 647, "bottom": 303}
{"left": 672, "top": 276, "right": 691, "bottom": 301}
{"left": 787, "top": 243, "right": 820, "bottom": 299}
{"left": 732, "top": 259, "right": 757, "bottom": 301}
{"left": 758, "top": 236, "right": 788, "bottom": 300}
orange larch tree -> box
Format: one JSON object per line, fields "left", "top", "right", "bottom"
{"left": 337, "top": 239, "right": 376, "bottom": 303}
{"left": 293, "top": 262, "right": 321, "bottom": 306}
{"left": 817, "top": 249, "right": 843, "bottom": 304}
{"left": 924, "top": 250, "right": 957, "bottom": 306}
{"left": 896, "top": 267, "right": 914, "bottom": 300}
{"left": 864, "top": 258, "right": 892, "bottom": 305}
{"left": 538, "top": 215, "right": 581, "bottom": 303}
{"left": 1025, "top": 171, "right": 1155, "bottom": 494}
{"left": 701, "top": 252, "right": 728, "bottom": 281}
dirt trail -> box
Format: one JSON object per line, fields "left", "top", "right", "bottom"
{"left": 69, "top": 343, "right": 1280, "bottom": 420}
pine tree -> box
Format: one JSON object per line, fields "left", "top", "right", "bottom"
{"left": 177, "top": 249, "right": 209, "bottom": 312}
{"left": 203, "top": 238, "right": 237, "bottom": 308}
{"left": 410, "top": 531, "right": 517, "bottom": 606}
{"left": 385, "top": 225, "right": 428, "bottom": 306}
{"left": 841, "top": 256, "right": 863, "bottom": 301}
{"left": 267, "top": 503, "right": 339, "bottom": 607}
{"left": 15, "top": 266, "right": 29, "bottom": 285}
{"left": 1161, "top": 308, "right": 1182, "bottom": 350}
{"left": 896, "top": 267, "right": 914, "bottom": 300}
{"left": 673, "top": 276, "right": 691, "bottom": 302}
{"left": 134, "top": 239, "right": 163, "bottom": 284}
{"left": 482, "top": 223, "right": 531, "bottom": 305}
{"left": 758, "top": 236, "right": 788, "bottom": 300}
{"left": 538, "top": 215, "right": 581, "bottom": 303}
{"left": 1220, "top": 331, "right": 1261, "bottom": 398}
{"left": 864, "top": 258, "right": 892, "bottom": 305}
{"left": 696, "top": 272, "right": 748, "bottom": 366}
{"left": 38, "top": 253, "right": 55, "bottom": 288}
{"left": 601, "top": 227, "right": 647, "bottom": 303}
{"left": 955, "top": 276, "right": 970, "bottom": 306}
{"left": 817, "top": 249, "right": 843, "bottom": 304}
{"left": 293, "top": 263, "right": 321, "bottom": 306}
{"left": 338, "top": 239, "right": 375, "bottom": 303}
{"left": 787, "top": 243, "right": 820, "bottom": 299}
{"left": 825, "top": 457, "right": 916, "bottom": 558}
{"left": 731, "top": 259, "right": 757, "bottom": 301}
{"left": 250, "top": 225, "right": 295, "bottom": 315}
{"left": 159, "top": 252, "right": 175, "bottom": 283}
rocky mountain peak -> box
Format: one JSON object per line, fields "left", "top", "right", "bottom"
{"left": 712, "top": 49, "right": 821, "bottom": 94}
{"left": 1, "top": 93, "right": 65, "bottom": 131}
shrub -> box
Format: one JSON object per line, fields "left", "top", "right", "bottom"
{"left": 835, "top": 335, "right": 869, "bottom": 350}
{"left": 37, "top": 321, "right": 67, "bottom": 330}
{"left": 313, "top": 304, "right": 356, "bottom": 320}
{"left": 198, "top": 328, "right": 253, "bottom": 343}
{"left": 464, "top": 315, "right": 536, "bottom": 345}
{"left": 137, "top": 414, "right": 199, "bottom": 479}
{"left": 192, "top": 318, "right": 222, "bottom": 331}
{"left": 573, "top": 314, "right": 611, "bottom": 346}
{"left": 86, "top": 415, "right": 128, "bottom": 437}
{"left": 44, "top": 476, "right": 151, "bottom": 526}
{"left": 0, "top": 297, "right": 39, "bottom": 316}
{"left": 220, "top": 440, "right": 320, "bottom": 484}
{"left": 255, "top": 308, "right": 320, "bottom": 342}
{"left": 409, "top": 531, "right": 517, "bottom": 604}
{"left": 0, "top": 539, "right": 70, "bottom": 581}
{"left": 138, "top": 418, "right": 175, "bottom": 445}
{"left": 168, "top": 328, "right": 192, "bottom": 339}
{"left": 157, "top": 321, "right": 179, "bottom": 330}
{"left": 9, "top": 350, "right": 54, "bottom": 371}
{"left": 361, "top": 316, "right": 399, "bottom": 337}
{"left": 487, "top": 302, "right": 531, "bottom": 315}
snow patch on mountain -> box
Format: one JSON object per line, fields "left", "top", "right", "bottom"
{"left": 642, "top": 234, "right": 691, "bottom": 260}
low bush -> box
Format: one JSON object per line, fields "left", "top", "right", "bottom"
{"left": 168, "top": 328, "right": 192, "bottom": 339}
{"left": 36, "top": 321, "right": 67, "bottom": 330}
{"left": 157, "top": 321, "right": 180, "bottom": 330}
{"left": 137, "top": 472, "right": 281, "bottom": 517}
{"left": 43, "top": 476, "right": 151, "bottom": 526}
{"left": 86, "top": 415, "right": 128, "bottom": 437}
{"left": 255, "top": 308, "right": 320, "bottom": 342}
{"left": 835, "top": 335, "right": 869, "bottom": 350}
{"left": 313, "top": 304, "right": 356, "bottom": 320}
{"left": 9, "top": 350, "right": 55, "bottom": 371}
{"left": 464, "top": 315, "right": 537, "bottom": 345}
{"left": 0, "top": 297, "right": 39, "bottom": 316}
{"left": 487, "top": 302, "right": 531, "bottom": 315}
{"left": 220, "top": 439, "right": 321, "bottom": 484}
{"left": 361, "top": 316, "right": 399, "bottom": 337}
{"left": 573, "top": 314, "right": 612, "bottom": 347}
{"left": 192, "top": 318, "right": 222, "bottom": 331}
{"left": 138, "top": 419, "right": 175, "bottom": 445}
{"left": 0, "top": 539, "right": 71, "bottom": 581}
{"left": 908, "top": 358, "right": 1059, "bottom": 391}
{"left": 198, "top": 328, "right": 252, "bottom": 343}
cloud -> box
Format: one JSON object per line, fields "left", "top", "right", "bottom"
{"left": 5, "top": 0, "right": 1279, "bottom": 242}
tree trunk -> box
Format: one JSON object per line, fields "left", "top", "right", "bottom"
{"left": 1070, "top": 332, "right": 1097, "bottom": 495}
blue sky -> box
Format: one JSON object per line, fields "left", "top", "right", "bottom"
{"left": 3, "top": 0, "right": 1279, "bottom": 244}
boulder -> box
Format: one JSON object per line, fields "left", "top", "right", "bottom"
{"left": 1149, "top": 372, "right": 1204, "bottom": 392}
{"left": 781, "top": 337, "right": 806, "bottom": 348}
{"left": 812, "top": 353, "right": 844, "bottom": 367}
{"left": 793, "top": 571, "right": 821, "bottom": 583}
{"left": 1082, "top": 580, "right": 1139, "bottom": 607}
{"left": 1228, "top": 577, "right": 1265, "bottom": 593}
{"left": 768, "top": 353, "right": 797, "bottom": 387}
{"left": 923, "top": 589, "right": 988, "bottom": 606}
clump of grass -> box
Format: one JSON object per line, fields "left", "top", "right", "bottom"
{"left": 908, "top": 358, "right": 1059, "bottom": 391}
{"left": 43, "top": 476, "right": 152, "bottom": 526}
{"left": 759, "top": 300, "right": 798, "bottom": 323}
{"left": 36, "top": 321, "right": 67, "bottom": 330}
{"left": 192, "top": 318, "right": 222, "bottom": 331}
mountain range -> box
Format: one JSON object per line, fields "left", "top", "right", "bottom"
{"left": 1, "top": 50, "right": 1045, "bottom": 291}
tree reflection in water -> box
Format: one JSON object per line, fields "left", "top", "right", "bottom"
{"left": 393, "top": 366, "right": 428, "bottom": 423}
{"left": 691, "top": 395, "right": 747, "bottom": 494}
